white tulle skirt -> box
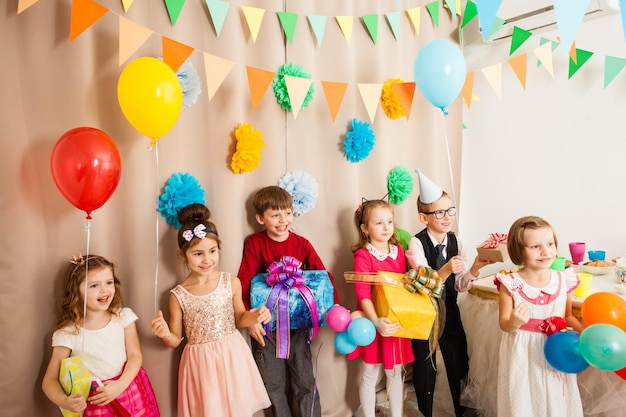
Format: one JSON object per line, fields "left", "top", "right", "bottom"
{"left": 457, "top": 291, "right": 626, "bottom": 417}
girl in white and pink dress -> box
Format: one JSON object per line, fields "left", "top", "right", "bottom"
{"left": 494, "top": 216, "right": 584, "bottom": 417}
{"left": 151, "top": 204, "right": 271, "bottom": 417}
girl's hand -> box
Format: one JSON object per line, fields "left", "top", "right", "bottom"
{"left": 448, "top": 256, "right": 465, "bottom": 275}
{"left": 510, "top": 302, "right": 530, "bottom": 328}
{"left": 88, "top": 379, "right": 124, "bottom": 406}
{"left": 251, "top": 306, "right": 271, "bottom": 324}
{"left": 62, "top": 393, "right": 87, "bottom": 413}
{"left": 151, "top": 310, "right": 171, "bottom": 340}
{"left": 373, "top": 317, "right": 400, "bottom": 337}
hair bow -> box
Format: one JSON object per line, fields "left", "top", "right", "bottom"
{"left": 182, "top": 224, "right": 209, "bottom": 242}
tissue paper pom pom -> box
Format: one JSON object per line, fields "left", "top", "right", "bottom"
{"left": 231, "top": 122, "right": 265, "bottom": 174}
{"left": 158, "top": 172, "right": 206, "bottom": 227}
{"left": 176, "top": 61, "right": 202, "bottom": 109}
{"left": 272, "top": 62, "right": 314, "bottom": 112}
{"left": 387, "top": 165, "right": 414, "bottom": 205}
{"left": 343, "top": 119, "right": 375, "bottom": 163}
{"left": 278, "top": 171, "right": 318, "bottom": 216}
{"left": 381, "top": 78, "right": 405, "bottom": 120}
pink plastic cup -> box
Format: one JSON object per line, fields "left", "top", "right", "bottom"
{"left": 569, "top": 242, "right": 586, "bottom": 265}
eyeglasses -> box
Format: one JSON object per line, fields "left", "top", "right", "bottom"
{"left": 423, "top": 207, "right": 456, "bottom": 219}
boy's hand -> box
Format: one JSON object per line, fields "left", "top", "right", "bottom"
{"left": 249, "top": 322, "right": 267, "bottom": 346}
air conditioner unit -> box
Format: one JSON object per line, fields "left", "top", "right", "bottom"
{"left": 463, "top": 0, "right": 619, "bottom": 47}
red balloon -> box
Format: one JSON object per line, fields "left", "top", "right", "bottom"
{"left": 616, "top": 366, "right": 626, "bottom": 381}
{"left": 51, "top": 127, "right": 122, "bottom": 219}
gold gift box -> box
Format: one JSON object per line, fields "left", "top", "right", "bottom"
{"left": 59, "top": 356, "right": 92, "bottom": 417}
{"left": 372, "top": 272, "right": 436, "bottom": 340}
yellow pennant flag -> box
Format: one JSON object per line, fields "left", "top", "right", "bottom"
{"left": 242, "top": 5, "right": 265, "bottom": 43}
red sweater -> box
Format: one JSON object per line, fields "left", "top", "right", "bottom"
{"left": 237, "top": 230, "right": 339, "bottom": 309}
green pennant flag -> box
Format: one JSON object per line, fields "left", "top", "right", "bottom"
{"left": 568, "top": 49, "right": 594, "bottom": 79}
{"left": 461, "top": 0, "right": 477, "bottom": 29}
{"left": 484, "top": 16, "right": 505, "bottom": 41}
{"left": 277, "top": 11, "right": 298, "bottom": 44}
{"left": 164, "top": 0, "right": 185, "bottom": 26}
{"left": 307, "top": 15, "right": 326, "bottom": 47}
{"left": 385, "top": 11, "right": 400, "bottom": 40}
{"left": 509, "top": 26, "right": 532, "bottom": 55}
{"left": 362, "top": 14, "right": 378, "bottom": 44}
{"left": 205, "top": 0, "right": 229, "bottom": 36}
{"left": 426, "top": 1, "right": 439, "bottom": 28}
{"left": 604, "top": 56, "right": 626, "bottom": 88}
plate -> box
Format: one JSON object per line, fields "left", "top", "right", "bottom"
{"left": 579, "top": 263, "right": 615, "bottom": 275}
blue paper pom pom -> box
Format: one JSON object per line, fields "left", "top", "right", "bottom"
{"left": 158, "top": 173, "right": 205, "bottom": 227}
{"left": 343, "top": 119, "right": 375, "bottom": 163}
{"left": 278, "top": 171, "right": 318, "bottom": 216}
{"left": 176, "top": 61, "right": 202, "bottom": 109}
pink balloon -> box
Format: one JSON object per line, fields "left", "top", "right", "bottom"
{"left": 326, "top": 305, "right": 352, "bottom": 332}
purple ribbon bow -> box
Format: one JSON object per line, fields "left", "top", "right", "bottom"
{"left": 264, "top": 256, "right": 320, "bottom": 359}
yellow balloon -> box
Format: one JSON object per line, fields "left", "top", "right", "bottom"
{"left": 117, "top": 57, "right": 183, "bottom": 143}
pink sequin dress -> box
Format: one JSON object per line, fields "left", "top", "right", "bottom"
{"left": 171, "top": 272, "right": 270, "bottom": 417}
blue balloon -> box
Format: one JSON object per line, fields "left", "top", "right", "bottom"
{"left": 579, "top": 323, "right": 626, "bottom": 371}
{"left": 348, "top": 317, "right": 376, "bottom": 347}
{"left": 543, "top": 330, "right": 589, "bottom": 374}
{"left": 413, "top": 39, "right": 467, "bottom": 112}
{"left": 334, "top": 331, "right": 357, "bottom": 355}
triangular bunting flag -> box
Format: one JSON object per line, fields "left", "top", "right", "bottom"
{"left": 336, "top": 16, "right": 354, "bottom": 45}
{"left": 362, "top": 15, "right": 379, "bottom": 44}
{"left": 203, "top": 52, "right": 234, "bottom": 100}
{"left": 307, "top": 15, "right": 326, "bottom": 47}
{"left": 484, "top": 16, "right": 505, "bottom": 41}
{"left": 621, "top": 0, "right": 626, "bottom": 43}
{"left": 425, "top": 1, "right": 440, "bottom": 28}
{"left": 391, "top": 82, "right": 416, "bottom": 120}
{"left": 476, "top": 0, "right": 503, "bottom": 40}
{"left": 461, "top": 1, "right": 477, "bottom": 28}
{"left": 604, "top": 55, "right": 626, "bottom": 88}
{"left": 509, "top": 26, "right": 532, "bottom": 55}
{"left": 118, "top": 16, "right": 153, "bottom": 66}
{"left": 246, "top": 67, "right": 275, "bottom": 111}
{"left": 569, "top": 41, "right": 577, "bottom": 64}
{"left": 481, "top": 63, "right": 503, "bottom": 100}
{"left": 321, "top": 81, "right": 348, "bottom": 122}
{"left": 444, "top": 0, "right": 457, "bottom": 16}
{"left": 508, "top": 54, "right": 527, "bottom": 90}
{"left": 277, "top": 11, "right": 298, "bottom": 44}
{"left": 385, "top": 11, "right": 400, "bottom": 40}
{"left": 162, "top": 36, "right": 194, "bottom": 72}
{"left": 164, "top": 0, "right": 186, "bottom": 26}
{"left": 121, "top": 0, "right": 134, "bottom": 13}
{"left": 17, "top": 0, "right": 38, "bottom": 14}
{"left": 242, "top": 6, "right": 265, "bottom": 43}
{"left": 462, "top": 71, "right": 475, "bottom": 109}
{"left": 568, "top": 48, "right": 594, "bottom": 79}
{"left": 553, "top": 0, "right": 588, "bottom": 58}
{"left": 357, "top": 83, "right": 382, "bottom": 123}
{"left": 283, "top": 75, "right": 312, "bottom": 119}
{"left": 534, "top": 42, "right": 554, "bottom": 77}
{"left": 205, "top": 0, "right": 230, "bottom": 37}
{"left": 406, "top": 7, "right": 421, "bottom": 34}
{"left": 69, "top": 0, "right": 108, "bottom": 42}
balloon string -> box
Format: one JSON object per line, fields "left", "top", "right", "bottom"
{"left": 440, "top": 112, "right": 461, "bottom": 239}
{"left": 82, "top": 218, "right": 92, "bottom": 353}
{"left": 153, "top": 143, "right": 160, "bottom": 316}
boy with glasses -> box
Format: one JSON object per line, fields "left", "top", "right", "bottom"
{"left": 406, "top": 170, "right": 491, "bottom": 417}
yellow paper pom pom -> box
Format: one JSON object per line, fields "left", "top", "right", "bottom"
{"left": 231, "top": 123, "right": 265, "bottom": 174}
{"left": 381, "top": 78, "right": 405, "bottom": 120}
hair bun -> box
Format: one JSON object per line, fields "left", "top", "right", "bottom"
{"left": 178, "top": 203, "right": 211, "bottom": 226}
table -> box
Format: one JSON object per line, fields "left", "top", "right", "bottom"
{"left": 457, "top": 269, "right": 626, "bottom": 417}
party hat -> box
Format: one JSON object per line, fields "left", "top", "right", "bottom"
{"left": 415, "top": 169, "right": 443, "bottom": 204}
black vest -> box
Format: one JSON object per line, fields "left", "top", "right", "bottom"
{"left": 415, "top": 229, "right": 459, "bottom": 304}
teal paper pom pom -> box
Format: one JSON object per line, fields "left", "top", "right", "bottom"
{"left": 387, "top": 165, "right": 414, "bottom": 205}
{"left": 343, "top": 118, "right": 375, "bottom": 163}
{"left": 278, "top": 171, "right": 318, "bottom": 216}
{"left": 272, "top": 62, "right": 314, "bottom": 112}
{"left": 158, "top": 172, "right": 205, "bottom": 228}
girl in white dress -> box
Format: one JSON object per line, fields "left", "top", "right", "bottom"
{"left": 494, "top": 216, "right": 584, "bottom": 417}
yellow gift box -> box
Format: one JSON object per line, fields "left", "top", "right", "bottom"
{"left": 59, "top": 356, "right": 92, "bottom": 417}
{"left": 372, "top": 272, "right": 436, "bottom": 340}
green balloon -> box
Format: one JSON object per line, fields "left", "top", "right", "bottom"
{"left": 579, "top": 323, "right": 626, "bottom": 371}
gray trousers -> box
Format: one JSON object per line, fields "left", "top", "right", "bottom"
{"left": 251, "top": 328, "right": 322, "bottom": 417}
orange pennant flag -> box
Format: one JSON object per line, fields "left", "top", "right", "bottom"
{"left": 162, "top": 36, "right": 194, "bottom": 72}
{"left": 569, "top": 40, "right": 577, "bottom": 64}
{"left": 461, "top": 71, "right": 475, "bottom": 109}
{"left": 321, "top": 81, "right": 348, "bottom": 122}
{"left": 118, "top": 16, "right": 153, "bottom": 66}
{"left": 246, "top": 67, "right": 275, "bottom": 111}
{"left": 70, "top": 0, "right": 108, "bottom": 42}
{"left": 392, "top": 82, "right": 416, "bottom": 120}
{"left": 508, "top": 53, "right": 527, "bottom": 90}
{"left": 17, "top": 0, "right": 38, "bottom": 14}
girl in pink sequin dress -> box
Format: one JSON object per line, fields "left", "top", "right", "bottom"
{"left": 151, "top": 204, "right": 271, "bottom": 417}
